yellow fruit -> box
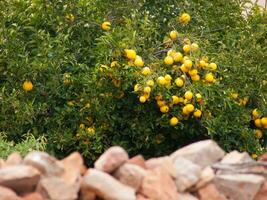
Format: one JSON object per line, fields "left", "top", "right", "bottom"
{"left": 111, "top": 61, "right": 118, "bottom": 67}
{"left": 134, "top": 84, "right": 141, "bottom": 92}
{"left": 189, "top": 69, "right": 198, "bottom": 76}
{"left": 252, "top": 154, "right": 258, "bottom": 159}
{"left": 183, "top": 99, "right": 189, "bottom": 105}
{"left": 175, "top": 78, "right": 184, "bottom": 87}
{"left": 196, "top": 93, "right": 202, "bottom": 99}
{"left": 172, "top": 52, "right": 183, "bottom": 62}
{"left": 179, "top": 13, "right": 191, "bottom": 25}
{"left": 255, "top": 119, "right": 262, "bottom": 128}
{"left": 164, "top": 56, "right": 174, "bottom": 65}
{"left": 157, "top": 100, "right": 166, "bottom": 107}
{"left": 205, "top": 73, "right": 215, "bottom": 83}
{"left": 124, "top": 49, "right": 137, "bottom": 60}
{"left": 143, "top": 92, "right": 150, "bottom": 99}
{"left": 79, "top": 124, "right": 85, "bottom": 129}
{"left": 184, "top": 91, "right": 193, "bottom": 100}
{"left": 143, "top": 86, "right": 151, "bottom": 93}
{"left": 139, "top": 96, "right": 147, "bottom": 103}
{"left": 255, "top": 129, "right": 263, "bottom": 139}
{"left": 182, "top": 106, "right": 190, "bottom": 115}
{"left": 170, "top": 117, "right": 179, "bottom": 126}
{"left": 172, "top": 95, "right": 179, "bottom": 104}
{"left": 170, "top": 30, "right": 178, "bottom": 40}
{"left": 146, "top": 80, "right": 154, "bottom": 87}
{"left": 184, "top": 59, "right": 193, "bottom": 69}
{"left": 191, "top": 43, "right": 199, "bottom": 52}
{"left": 23, "top": 81, "right": 33, "bottom": 92}
{"left": 199, "top": 60, "right": 206, "bottom": 68}
{"left": 167, "top": 49, "right": 176, "bottom": 57}
{"left": 160, "top": 105, "right": 169, "bottom": 113}
{"left": 231, "top": 93, "right": 239, "bottom": 99}
{"left": 134, "top": 57, "right": 144, "bottom": 67}
{"left": 101, "top": 21, "right": 111, "bottom": 31}
{"left": 87, "top": 127, "right": 95, "bottom": 135}
{"left": 191, "top": 75, "right": 200, "bottom": 81}
{"left": 186, "top": 104, "right": 195, "bottom": 113}
{"left": 179, "top": 97, "right": 184, "bottom": 103}
{"left": 172, "top": 65, "right": 179, "bottom": 70}
{"left": 193, "top": 109, "right": 202, "bottom": 118}
{"left": 183, "top": 44, "right": 191, "bottom": 53}
{"left": 261, "top": 117, "right": 267, "bottom": 127}
{"left": 164, "top": 74, "right": 172, "bottom": 82}
{"left": 67, "top": 101, "right": 74, "bottom": 106}
{"left": 157, "top": 76, "right": 167, "bottom": 86}
{"left": 209, "top": 63, "right": 217, "bottom": 70}
{"left": 180, "top": 65, "right": 189, "bottom": 73}
{"left": 141, "top": 67, "right": 151, "bottom": 76}
{"left": 66, "top": 14, "right": 75, "bottom": 23}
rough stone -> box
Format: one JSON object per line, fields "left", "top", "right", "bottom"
{"left": 0, "top": 165, "right": 40, "bottom": 194}
{"left": 80, "top": 188, "right": 96, "bottom": 200}
{"left": 6, "top": 152, "right": 22, "bottom": 167}
{"left": 179, "top": 193, "right": 199, "bottom": 200}
{"left": 22, "top": 193, "right": 44, "bottom": 200}
{"left": 198, "top": 184, "right": 227, "bottom": 200}
{"left": 171, "top": 140, "right": 225, "bottom": 168}
{"left": 254, "top": 181, "right": 267, "bottom": 200}
{"left": 81, "top": 168, "right": 135, "bottom": 200}
{"left": 220, "top": 151, "right": 253, "bottom": 164}
{"left": 127, "top": 155, "right": 147, "bottom": 169}
{"left": 0, "top": 186, "right": 21, "bottom": 200}
{"left": 136, "top": 194, "right": 151, "bottom": 200}
{"left": 194, "top": 166, "right": 215, "bottom": 189}
{"left": 94, "top": 146, "right": 129, "bottom": 173}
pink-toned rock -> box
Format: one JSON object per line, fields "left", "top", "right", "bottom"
{"left": 37, "top": 177, "right": 79, "bottom": 200}
{"left": 259, "top": 153, "right": 267, "bottom": 162}
{"left": 22, "top": 193, "right": 43, "bottom": 200}
{"left": 171, "top": 140, "right": 225, "bottom": 168}
{"left": 114, "top": 163, "right": 147, "bottom": 191}
{"left": 6, "top": 152, "right": 22, "bottom": 166}
{"left": 94, "top": 146, "right": 129, "bottom": 173}
{"left": 194, "top": 166, "right": 215, "bottom": 189}
{"left": 80, "top": 188, "right": 96, "bottom": 200}
{"left": 140, "top": 167, "right": 179, "bottom": 200}
{"left": 0, "top": 165, "right": 40, "bottom": 194}
{"left": 0, "top": 158, "right": 6, "bottom": 168}
{"left": 220, "top": 151, "right": 253, "bottom": 164}
{"left": 254, "top": 181, "right": 267, "bottom": 200}
{"left": 59, "top": 152, "right": 83, "bottom": 185}
{"left": 23, "top": 151, "right": 64, "bottom": 176}
{"left": 127, "top": 155, "right": 147, "bottom": 169}
{"left": 82, "top": 168, "right": 135, "bottom": 200}
{"left": 179, "top": 193, "right": 199, "bottom": 200}
{"left": 0, "top": 186, "right": 21, "bottom": 200}
{"left": 136, "top": 194, "right": 151, "bottom": 200}
{"left": 214, "top": 174, "right": 265, "bottom": 200}
{"left": 198, "top": 184, "right": 227, "bottom": 200}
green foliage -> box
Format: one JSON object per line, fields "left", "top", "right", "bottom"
{"left": 0, "top": 0, "right": 266, "bottom": 164}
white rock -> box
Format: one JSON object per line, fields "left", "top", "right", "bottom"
{"left": 220, "top": 150, "right": 253, "bottom": 164}
{"left": 194, "top": 166, "right": 215, "bottom": 189}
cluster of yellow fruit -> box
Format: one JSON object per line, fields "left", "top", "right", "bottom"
{"left": 252, "top": 108, "right": 267, "bottom": 139}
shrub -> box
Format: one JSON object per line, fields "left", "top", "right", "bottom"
{"left": 0, "top": 0, "right": 266, "bottom": 164}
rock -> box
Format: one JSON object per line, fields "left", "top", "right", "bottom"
{"left": 170, "top": 140, "right": 225, "bottom": 168}
{"left": 6, "top": 152, "right": 22, "bottom": 166}
{"left": 140, "top": 167, "right": 179, "bottom": 200}
{"left": 59, "top": 152, "right": 83, "bottom": 185}
{"left": 81, "top": 168, "right": 135, "bottom": 200}
{"left": 136, "top": 194, "right": 151, "bottom": 200}
{"left": 198, "top": 184, "right": 227, "bottom": 200}
{"left": 194, "top": 166, "right": 215, "bottom": 189}
{"left": 37, "top": 177, "right": 79, "bottom": 200}
{"left": 254, "top": 181, "right": 267, "bottom": 200}
{"left": 80, "top": 188, "right": 96, "bottom": 200}
{"left": 214, "top": 174, "right": 265, "bottom": 200}
{"left": 220, "top": 151, "right": 253, "bottom": 164}
{"left": 94, "top": 146, "right": 129, "bottom": 173}
{"left": 259, "top": 153, "right": 267, "bottom": 162}
{"left": 179, "top": 193, "right": 199, "bottom": 200}
{"left": 22, "top": 193, "right": 44, "bottom": 200}
{"left": 127, "top": 155, "right": 147, "bottom": 169}
{"left": 0, "top": 158, "right": 6, "bottom": 168}
{"left": 114, "top": 163, "right": 147, "bottom": 191}
{"left": 0, "top": 165, "right": 40, "bottom": 194}
{"left": 172, "top": 157, "right": 201, "bottom": 192}
{"left": 0, "top": 186, "right": 21, "bottom": 200}
{"left": 23, "top": 152, "right": 64, "bottom": 176}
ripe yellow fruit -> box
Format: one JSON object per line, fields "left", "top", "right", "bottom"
{"left": 146, "top": 80, "right": 154, "bottom": 87}
{"left": 252, "top": 109, "right": 260, "bottom": 119}
{"left": 193, "top": 109, "right": 202, "bottom": 118}
{"left": 172, "top": 95, "right": 179, "bottom": 104}
{"left": 66, "top": 14, "right": 75, "bottom": 23}
{"left": 101, "top": 21, "right": 111, "bottom": 31}
{"left": 134, "top": 57, "right": 144, "bottom": 67}
{"left": 183, "top": 44, "right": 191, "bottom": 53}
{"left": 125, "top": 49, "right": 137, "bottom": 60}
{"left": 23, "top": 81, "right": 33, "bottom": 92}
{"left": 186, "top": 104, "right": 195, "bottom": 113}
{"left": 189, "top": 69, "right": 198, "bottom": 76}
{"left": 79, "top": 123, "right": 85, "bottom": 129}
{"left": 164, "top": 74, "right": 172, "bottom": 82}
{"left": 179, "top": 97, "right": 184, "bottom": 103}
{"left": 157, "top": 76, "right": 167, "bottom": 86}
{"left": 196, "top": 93, "right": 202, "bottom": 99}
{"left": 191, "top": 43, "right": 199, "bottom": 52}
{"left": 180, "top": 65, "right": 189, "bottom": 73}
{"left": 231, "top": 93, "right": 239, "bottom": 99}
{"left": 184, "top": 59, "right": 193, "bottom": 69}
{"left": 143, "top": 86, "right": 151, "bottom": 93}
{"left": 172, "top": 52, "right": 183, "bottom": 62}
{"left": 164, "top": 56, "right": 174, "bottom": 65}
{"left": 182, "top": 106, "right": 190, "bottom": 115}
{"left": 205, "top": 73, "right": 215, "bottom": 83}
{"left": 170, "top": 117, "right": 179, "bottom": 126}
{"left": 209, "top": 63, "right": 217, "bottom": 70}
{"left": 87, "top": 127, "right": 95, "bottom": 135}
{"left": 255, "top": 129, "right": 263, "bottom": 139}
{"left": 254, "top": 119, "right": 262, "bottom": 128}
{"left": 140, "top": 96, "right": 147, "bottom": 103}
{"left": 167, "top": 49, "right": 176, "bottom": 57}
{"left": 175, "top": 78, "right": 184, "bottom": 87}
{"left": 179, "top": 13, "right": 191, "bottom": 25}
{"left": 141, "top": 67, "right": 151, "bottom": 76}
{"left": 191, "top": 75, "right": 200, "bottom": 81}
{"left": 170, "top": 30, "right": 178, "bottom": 40}
{"left": 160, "top": 105, "right": 169, "bottom": 113}
{"left": 184, "top": 91, "right": 193, "bottom": 100}
{"left": 261, "top": 117, "right": 267, "bottom": 127}
{"left": 157, "top": 100, "right": 166, "bottom": 107}
{"left": 134, "top": 84, "right": 141, "bottom": 92}
{"left": 199, "top": 60, "right": 206, "bottom": 68}
{"left": 111, "top": 61, "right": 118, "bottom": 67}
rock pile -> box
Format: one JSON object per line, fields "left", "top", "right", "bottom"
{"left": 0, "top": 140, "right": 266, "bottom": 200}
